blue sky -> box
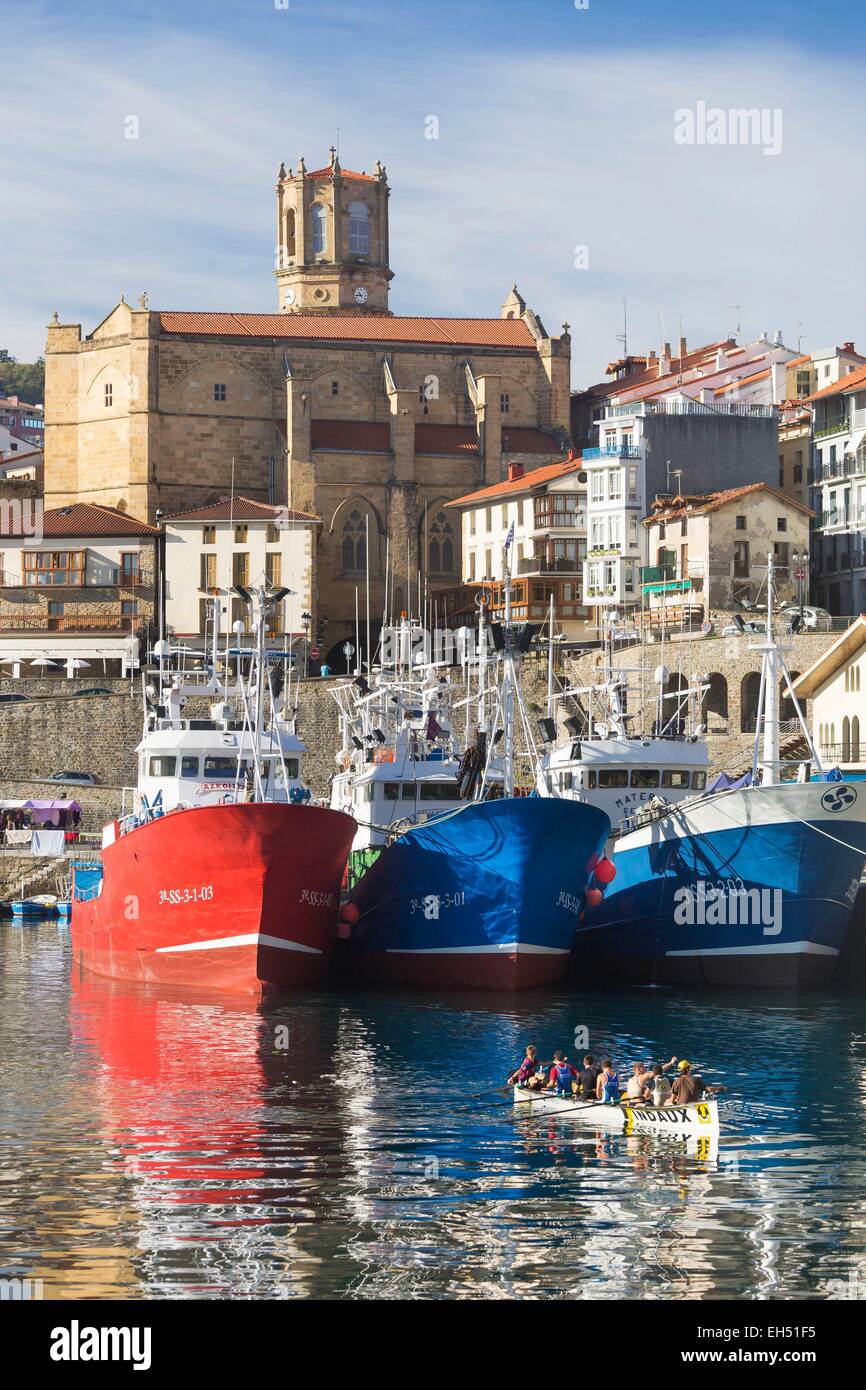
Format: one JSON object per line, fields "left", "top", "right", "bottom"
{"left": 4, "top": 0, "right": 865, "bottom": 385}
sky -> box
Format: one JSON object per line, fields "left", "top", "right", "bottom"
{"left": 3, "top": 0, "right": 865, "bottom": 387}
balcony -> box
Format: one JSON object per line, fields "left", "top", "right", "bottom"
{"left": 583, "top": 444, "right": 641, "bottom": 460}
{"left": 532, "top": 508, "right": 584, "bottom": 531}
{"left": 815, "top": 417, "right": 851, "bottom": 439}
{"left": 603, "top": 400, "right": 776, "bottom": 420}
{"left": 0, "top": 612, "right": 137, "bottom": 633}
{"left": 518, "top": 556, "right": 582, "bottom": 575}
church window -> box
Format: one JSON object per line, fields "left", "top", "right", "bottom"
{"left": 500, "top": 393, "right": 510, "bottom": 414}
{"left": 341, "top": 509, "right": 367, "bottom": 573}
{"left": 104, "top": 383, "right": 113, "bottom": 407}
{"left": 214, "top": 383, "right": 227, "bottom": 401}
{"left": 427, "top": 511, "right": 456, "bottom": 575}
{"left": 348, "top": 201, "right": 370, "bottom": 256}
{"left": 311, "top": 203, "right": 327, "bottom": 255}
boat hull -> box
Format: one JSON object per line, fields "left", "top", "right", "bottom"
{"left": 513, "top": 1086, "right": 720, "bottom": 1137}
{"left": 342, "top": 796, "right": 611, "bottom": 990}
{"left": 571, "top": 781, "right": 866, "bottom": 988}
{"left": 71, "top": 802, "right": 356, "bottom": 996}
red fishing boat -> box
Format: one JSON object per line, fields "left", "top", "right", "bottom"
{"left": 71, "top": 587, "right": 356, "bottom": 996}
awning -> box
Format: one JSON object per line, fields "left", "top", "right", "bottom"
{"left": 642, "top": 578, "right": 693, "bottom": 594}
{"left": 24, "top": 799, "right": 82, "bottom": 812}
{"left": 845, "top": 428, "right": 866, "bottom": 456}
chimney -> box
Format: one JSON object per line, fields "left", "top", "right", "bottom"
{"left": 678, "top": 335, "right": 687, "bottom": 359}
{"left": 508, "top": 460, "right": 524, "bottom": 482}
{"left": 842, "top": 341, "right": 856, "bottom": 354}
{"left": 715, "top": 348, "right": 726, "bottom": 370}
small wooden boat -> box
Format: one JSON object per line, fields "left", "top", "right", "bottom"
{"left": 11, "top": 894, "right": 59, "bottom": 919}
{"left": 513, "top": 1086, "right": 719, "bottom": 1137}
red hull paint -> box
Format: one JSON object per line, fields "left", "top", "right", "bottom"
{"left": 342, "top": 949, "right": 570, "bottom": 991}
{"left": 71, "top": 802, "right": 356, "bottom": 996}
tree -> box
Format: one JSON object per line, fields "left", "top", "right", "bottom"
{"left": 0, "top": 356, "right": 45, "bottom": 404}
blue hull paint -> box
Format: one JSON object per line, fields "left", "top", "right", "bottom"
{"left": 572, "top": 810, "right": 866, "bottom": 988}
{"left": 345, "top": 797, "right": 611, "bottom": 989}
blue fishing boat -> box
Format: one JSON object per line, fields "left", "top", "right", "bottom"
{"left": 346, "top": 794, "right": 610, "bottom": 988}
{"left": 565, "top": 554, "right": 866, "bottom": 987}
{"left": 339, "top": 589, "right": 611, "bottom": 990}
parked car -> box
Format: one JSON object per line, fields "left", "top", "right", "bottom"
{"left": 779, "top": 604, "right": 834, "bottom": 631}
{"left": 70, "top": 687, "right": 113, "bottom": 698}
{"left": 721, "top": 619, "right": 767, "bottom": 637}
{"left": 0, "top": 694, "right": 27, "bottom": 704}
{"left": 46, "top": 771, "right": 99, "bottom": 785}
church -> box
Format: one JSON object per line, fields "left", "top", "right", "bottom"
{"left": 44, "top": 149, "right": 572, "bottom": 663}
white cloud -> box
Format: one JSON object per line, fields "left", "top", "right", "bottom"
{"left": 3, "top": 27, "right": 864, "bottom": 387}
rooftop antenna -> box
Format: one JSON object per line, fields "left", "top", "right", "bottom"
{"left": 615, "top": 297, "right": 628, "bottom": 358}
{"left": 666, "top": 461, "right": 683, "bottom": 496}
{"left": 729, "top": 305, "right": 742, "bottom": 342}
{"left": 796, "top": 321, "right": 804, "bottom": 353}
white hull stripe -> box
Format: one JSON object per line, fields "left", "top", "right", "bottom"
{"left": 156, "top": 932, "right": 321, "bottom": 955}
{"left": 666, "top": 941, "right": 839, "bottom": 958}
{"left": 384, "top": 944, "right": 568, "bottom": 956}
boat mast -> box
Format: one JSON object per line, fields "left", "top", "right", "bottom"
{"left": 502, "top": 558, "right": 515, "bottom": 798}
{"left": 760, "top": 549, "right": 781, "bottom": 787}
{"left": 546, "top": 594, "right": 555, "bottom": 719}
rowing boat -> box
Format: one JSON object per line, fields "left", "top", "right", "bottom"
{"left": 513, "top": 1086, "right": 719, "bottom": 1137}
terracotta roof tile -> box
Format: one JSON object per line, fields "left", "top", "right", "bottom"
{"left": 644, "top": 482, "right": 813, "bottom": 524}
{"left": 807, "top": 362, "right": 866, "bottom": 402}
{"left": 311, "top": 419, "right": 390, "bottom": 452}
{"left": 303, "top": 166, "right": 378, "bottom": 183}
{"left": 448, "top": 457, "right": 580, "bottom": 507}
{"left": 164, "top": 496, "right": 318, "bottom": 523}
{"left": 40, "top": 503, "right": 159, "bottom": 538}
{"left": 159, "top": 312, "right": 537, "bottom": 349}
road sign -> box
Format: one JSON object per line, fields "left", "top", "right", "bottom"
{"left": 310, "top": 647, "right": 320, "bottom": 661}
{"left": 795, "top": 568, "right": 805, "bottom": 581}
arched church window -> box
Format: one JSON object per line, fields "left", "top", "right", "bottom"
{"left": 341, "top": 509, "right": 367, "bottom": 573}
{"left": 285, "top": 208, "right": 296, "bottom": 260}
{"left": 348, "top": 201, "right": 370, "bottom": 256}
{"left": 426, "top": 511, "right": 456, "bottom": 575}
{"left": 311, "top": 203, "right": 327, "bottom": 255}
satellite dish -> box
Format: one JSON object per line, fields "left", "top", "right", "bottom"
{"left": 653, "top": 665, "right": 670, "bottom": 685}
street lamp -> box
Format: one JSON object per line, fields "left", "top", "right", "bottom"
{"left": 301, "top": 610, "right": 312, "bottom": 677}
{"left": 792, "top": 550, "right": 808, "bottom": 629}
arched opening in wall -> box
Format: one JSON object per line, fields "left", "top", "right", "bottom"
{"left": 311, "top": 203, "right": 327, "bottom": 255}
{"left": 421, "top": 508, "right": 457, "bottom": 579}
{"left": 285, "top": 208, "right": 296, "bottom": 260}
{"left": 331, "top": 497, "right": 381, "bottom": 581}
{"left": 843, "top": 716, "right": 851, "bottom": 761}
{"left": 656, "top": 671, "right": 688, "bottom": 736}
{"left": 741, "top": 671, "right": 762, "bottom": 732}
{"left": 347, "top": 201, "right": 370, "bottom": 256}
{"left": 779, "top": 672, "right": 802, "bottom": 724}
{"left": 704, "top": 672, "right": 728, "bottom": 721}
{"left": 323, "top": 625, "right": 381, "bottom": 678}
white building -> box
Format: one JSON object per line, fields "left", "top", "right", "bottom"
{"left": 447, "top": 458, "right": 591, "bottom": 637}
{"left": 163, "top": 497, "right": 319, "bottom": 648}
{"left": 0, "top": 502, "right": 157, "bottom": 677}
{"left": 808, "top": 361, "right": 866, "bottom": 614}
{"left": 793, "top": 616, "right": 866, "bottom": 770}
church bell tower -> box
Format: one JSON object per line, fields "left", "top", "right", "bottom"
{"left": 275, "top": 148, "right": 393, "bottom": 313}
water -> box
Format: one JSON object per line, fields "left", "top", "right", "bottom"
{"left": 2, "top": 920, "right": 866, "bottom": 1300}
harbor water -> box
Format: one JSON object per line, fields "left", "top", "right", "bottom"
{"left": 3, "top": 918, "right": 866, "bottom": 1300}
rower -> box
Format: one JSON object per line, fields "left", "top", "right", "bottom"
{"left": 643, "top": 1064, "right": 672, "bottom": 1107}
{"left": 625, "top": 1061, "right": 652, "bottom": 1102}
{"left": 508, "top": 1044, "right": 544, "bottom": 1090}
{"left": 546, "top": 1051, "right": 577, "bottom": 1096}
{"left": 664, "top": 1059, "right": 726, "bottom": 1106}
{"left": 574, "top": 1053, "right": 602, "bottom": 1100}
{"left": 596, "top": 1058, "right": 620, "bottom": 1105}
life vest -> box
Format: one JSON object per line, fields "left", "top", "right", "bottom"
{"left": 553, "top": 1062, "right": 574, "bottom": 1094}
{"left": 601, "top": 1071, "right": 620, "bottom": 1104}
